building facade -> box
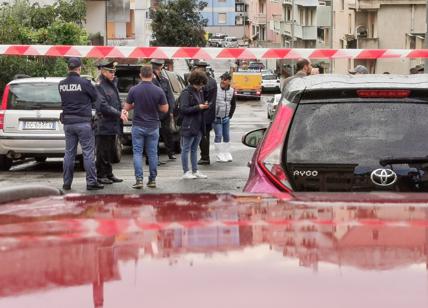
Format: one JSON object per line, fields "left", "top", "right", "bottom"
{"left": 201, "top": 0, "right": 248, "bottom": 38}
{"left": 333, "top": 0, "right": 426, "bottom": 74}
{"left": 246, "top": 0, "right": 283, "bottom": 47}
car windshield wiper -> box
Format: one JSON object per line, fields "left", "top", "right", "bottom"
{"left": 379, "top": 156, "right": 428, "bottom": 166}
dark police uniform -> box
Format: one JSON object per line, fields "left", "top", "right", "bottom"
{"left": 58, "top": 57, "right": 101, "bottom": 190}
{"left": 94, "top": 60, "right": 123, "bottom": 184}
{"left": 151, "top": 59, "right": 176, "bottom": 159}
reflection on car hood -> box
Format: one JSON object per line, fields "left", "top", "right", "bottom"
{"left": 0, "top": 193, "right": 428, "bottom": 308}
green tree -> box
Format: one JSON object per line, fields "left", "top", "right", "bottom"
{"left": 151, "top": 0, "right": 207, "bottom": 47}
{"left": 0, "top": 0, "right": 89, "bottom": 91}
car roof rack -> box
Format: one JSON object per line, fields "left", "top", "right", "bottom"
{"left": 0, "top": 184, "right": 62, "bottom": 205}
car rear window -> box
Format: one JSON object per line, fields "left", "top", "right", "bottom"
{"left": 7, "top": 83, "right": 61, "bottom": 110}
{"left": 263, "top": 75, "right": 277, "bottom": 80}
{"left": 285, "top": 102, "right": 428, "bottom": 166}
{"left": 116, "top": 69, "right": 140, "bottom": 93}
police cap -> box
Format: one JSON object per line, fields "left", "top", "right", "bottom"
{"left": 97, "top": 59, "right": 117, "bottom": 71}
{"left": 151, "top": 59, "right": 165, "bottom": 67}
{"left": 68, "top": 57, "right": 82, "bottom": 69}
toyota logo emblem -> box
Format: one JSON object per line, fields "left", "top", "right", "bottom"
{"left": 370, "top": 168, "right": 398, "bottom": 186}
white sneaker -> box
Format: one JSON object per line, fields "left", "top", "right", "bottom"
{"left": 223, "top": 142, "right": 233, "bottom": 162}
{"left": 193, "top": 170, "right": 208, "bottom": 179}
{"left": 182, "top": 171, "right": 197, "bottom": 179}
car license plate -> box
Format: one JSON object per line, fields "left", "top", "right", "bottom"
{"left": 23, "top": 121, "right": 55, "bottom": 130}
{"left": 242, "top": 92, "right": 251, "bottom": 95}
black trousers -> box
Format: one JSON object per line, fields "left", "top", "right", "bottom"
{"left": 199, "top": 126, "right": 212, "bottom": 161}
{"left": 160, "top": 115, "right": 174, "bottom": 155}
{"left": 96, "top": 135, "right": 116, "bottom": 178}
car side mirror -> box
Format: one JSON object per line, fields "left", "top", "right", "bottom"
{"left": 242, "top": 128, "right": 267, "bottom": 148}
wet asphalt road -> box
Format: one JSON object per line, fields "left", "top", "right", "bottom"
{"left": 0, "top": 98, "right": 271, "bottom": 195}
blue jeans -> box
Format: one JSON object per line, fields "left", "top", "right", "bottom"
{"left": 213, "top": 117, "right": 230, "bottom": 143}
{"left": 132, "top": 126, "right": 159, "bottom": 181}
{"left": 181, "top": 133, "right": 202, "bottom": 173}
{"left": 63, "top": 122, "right": 97, "bottom": 185}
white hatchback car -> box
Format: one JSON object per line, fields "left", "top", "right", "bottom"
{"left": 261, "top": 73, "right": 281, "bottom": 93}
{"left": 0, "top": 77, "right": 121, "bottom": 171}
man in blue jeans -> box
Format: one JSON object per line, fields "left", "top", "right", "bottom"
{"left": 124, "top": 64, "right": 168, "bottom": 189}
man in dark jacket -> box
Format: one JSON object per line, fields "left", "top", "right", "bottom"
{"left": 59, "top": 57, "right": 104, "bottom": 191}
{"left": 151, "top": 59, "right": 176, "bottom": 160}
{"left": 95, "top": 60, "right": 128, "bottom": 185}
{"left": 193, "top": 60, "right": 217, "bottom": 165}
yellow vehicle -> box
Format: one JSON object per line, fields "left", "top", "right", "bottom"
{"left": 231, "top": 71, "right": 262, "bottom": 99}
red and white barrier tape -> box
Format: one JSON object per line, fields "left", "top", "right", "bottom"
{"left": 1, "top": 45, "right": 428, "bottom": 59}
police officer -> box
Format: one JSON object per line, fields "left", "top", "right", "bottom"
{"left": 59, "top": 57, "right": 104, "bottom": 191}
{"left": 94, "top": 60, "right": 128, "bottom": 184}
{"left": 151, "top": 59, "right": 176, "bottom": 160}
{"left": 193, "top": 60, "right": 217, "bottom": 165}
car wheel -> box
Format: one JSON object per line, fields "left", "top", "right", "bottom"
{"left": 112, "top": 135, "right": 122, "bottom": 163}
{"left": 35, "top": 156, "right": 47, "bottom": 163}
{"left": 0, "top": 155, "right": 12, "bottom": 171}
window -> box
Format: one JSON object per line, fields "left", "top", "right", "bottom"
{"left": 218, "top": 13, "right": 227, "bottom": 24}
{"left": 236, "top": 4, "right": 245, "bottom": 12}
{"left": 286, "top": 102, "right": 428, "bottom": 165}
{"left": 8, "top": 83, "right": 62, "bottom": 110}
{"left": 236, "top": 16, "right": 244, "bottom": 25}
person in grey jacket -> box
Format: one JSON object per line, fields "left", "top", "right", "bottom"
{"left": 213, "top": 72, "right": 236, "bottom": 162}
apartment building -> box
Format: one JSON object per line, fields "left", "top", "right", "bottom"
{"left": 279, "top": 0, "right": 332, "bottom": 49}
{"left": 202, "top": 0, "right": 247, "bottom": 38}
{"left": 333, "top": 0, "right": 426, "bottom": 74}
{"left": 247, "top": 0, "right": 283, "bottom": 47}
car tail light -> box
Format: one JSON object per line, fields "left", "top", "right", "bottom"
{"left": 0, "top": 111, "right": 4, "bottom": 130}
{"left": 257, "top": 103, "right": 293, "bottom": 192}
{"left": 0, "top": 85, "right": 9, "bottom": 130}
{"left": 357, "top": 89, "right": 410, "bottom": 98}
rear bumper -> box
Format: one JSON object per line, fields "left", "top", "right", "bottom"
{"left": 0, "top": 134, "right": 82, "bottom": 155}
{"left": 235, "top": 90, "right": 261, "bottom": 98}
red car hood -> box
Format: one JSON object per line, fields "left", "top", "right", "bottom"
{"left": 0, "top": 193, "right": 428, "bottom": 308}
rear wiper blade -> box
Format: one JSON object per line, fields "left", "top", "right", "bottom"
{"left": 379, "top": 156, "right": 428, "bottom": 166}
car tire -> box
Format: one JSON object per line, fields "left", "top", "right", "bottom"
{"left": 112, "top": 135, "right": 122, "bottom": 164}
{"left": 35, "top": 156, "right": 47, "bottom": 163}
{"left": 0, "top": 155, "right": 12, "bottom": 171}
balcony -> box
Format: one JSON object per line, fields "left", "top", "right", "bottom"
{"left": 317, "top": 5, "right": 331, "bottom": 27}
{"left": 357, "top": 37, "right": 379, "bottom": 49}
{"left": 351, "top": 0, "right": 425, "bottom": 10}
{"left": 280, "top": 21, "right": 293, "bottom": 36}
{"left": 302, "top": 26, "right": 317, "bottom": 40}
{"left": 254, "top": 14, "right": 267, "bottom": 25}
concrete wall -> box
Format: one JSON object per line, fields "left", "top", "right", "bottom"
{"left": 376, "top": 4, "right": 425, "bottom": 74}
{"left": 86, "top": 1, "right": 107, "bottom": 42}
